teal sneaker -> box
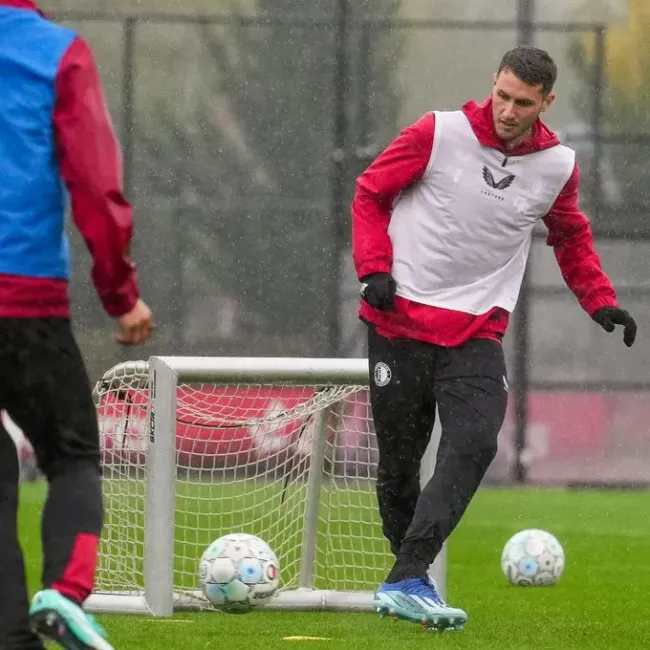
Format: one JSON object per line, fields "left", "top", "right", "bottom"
{"left": 29, "top": 589, "right": 114, "bottom": 650}
{"left": 374, "top": 577, "right": 467, "bottom": 631}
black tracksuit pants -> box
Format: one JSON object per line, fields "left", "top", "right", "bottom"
{"left": 367, "top": 326, "right": 508, "bottom": 582}
{"left": 0, "top": 319, "right": 103, "bottom": 650}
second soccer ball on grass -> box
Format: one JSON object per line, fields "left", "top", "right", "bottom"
{"left": 501, "top": 529, "right": 565, "bottom": 587}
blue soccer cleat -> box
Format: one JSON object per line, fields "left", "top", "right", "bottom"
{"left": 29, "top": 589, "right": 114, "bottom": 650}
{"left": 374, "top": 577, "right": 467, "bottom": 631}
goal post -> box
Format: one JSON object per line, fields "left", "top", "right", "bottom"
{"left": 85, "top": 356, "right": 447, "bottom": 616}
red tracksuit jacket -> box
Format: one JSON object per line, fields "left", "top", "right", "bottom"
{"left": 352, "top": 98, "right": 618, "bottom": 347}
{"left": 0, "top": 0, "right": 138, "bottom": 319}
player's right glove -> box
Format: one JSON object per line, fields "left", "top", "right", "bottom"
{"left": 360, "top": 273, "right": 396, "bottom": 311}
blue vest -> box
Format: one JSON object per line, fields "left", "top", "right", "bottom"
{"left": 0, "top": 7, "right": 77, "bottom": 280}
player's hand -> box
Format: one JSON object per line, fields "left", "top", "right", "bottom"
{"left": 116, "top": 299, "right": 153, "bottom": 346}
{"left": 360, "top": 273, "right": 396, "bottom": 311}
{"left": 592, "top": 306, "right": 637, "bottom": 347}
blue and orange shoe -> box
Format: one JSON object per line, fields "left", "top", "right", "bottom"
{"left": 29, "top": 589, "right": 114, "bottom": 650}
{"left": 374, "top": 577, "right": 467, "bottom": 631}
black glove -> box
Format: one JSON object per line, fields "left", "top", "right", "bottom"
{"left": 592, "top": 307, "right": 637, "bottom": 347}
{"left": 360, "top": 273, "right": 396, "bottom": 311}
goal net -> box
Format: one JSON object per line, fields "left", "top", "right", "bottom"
{"left": 85, "top": 356, "right": 446, "bottom": 616}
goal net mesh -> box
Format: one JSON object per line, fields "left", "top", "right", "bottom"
{"left": 93, "top": 362, "right": 392, "bottom": 608}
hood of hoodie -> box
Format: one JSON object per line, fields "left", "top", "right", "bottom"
{"left": 462, "top": 97, "right": 561, "bottom": 156}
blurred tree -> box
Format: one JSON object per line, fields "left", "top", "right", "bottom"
{"left": 129, "top": 0, "right": 404, "bottom": 355}
{"left": 567, "top": 0, "right": 650, "bottom": 232}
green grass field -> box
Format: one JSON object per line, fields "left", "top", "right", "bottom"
{"left": 18, "top": 482, "right": 650, "bottom": 650}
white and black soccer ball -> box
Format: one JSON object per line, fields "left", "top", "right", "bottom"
{"left": 199, "top": 533, "right": 280, "bottom": 613}
{"left": 501, "top": 528, "right": 565, "bottom": 587}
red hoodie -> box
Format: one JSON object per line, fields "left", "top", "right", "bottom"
{"left": 352, "top": 97, "right": 618, "bottom": 347}
{"left": 0, "top": 0, "right": 138, "bottom": 319}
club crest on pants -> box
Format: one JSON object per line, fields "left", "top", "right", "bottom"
{"left": 374, "top": 362, "right": 392, "bottom": 387}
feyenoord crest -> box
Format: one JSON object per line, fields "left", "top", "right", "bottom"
{"left": 373, "top": 362, "right": 392, "bottom": 387}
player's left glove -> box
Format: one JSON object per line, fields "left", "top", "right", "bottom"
{"left": 592, "top": 307, "right": 637, "bottom": 347}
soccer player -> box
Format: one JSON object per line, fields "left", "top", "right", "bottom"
{"left": 0, "top": 2, "right": 153, "bottom": 649}
{"left": 352, "top": 46, "right": 637, "bottom": 630}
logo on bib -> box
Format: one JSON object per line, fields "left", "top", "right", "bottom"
{"left": 482, "top": 165, "right": 516, "bottom": 190}
{"left": 373, "top": 362, "right": 392, "bottom": 387}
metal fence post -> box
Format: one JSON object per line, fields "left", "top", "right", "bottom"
{"left": 591, "top": 25, "right": 606, "bottom": 224}
{"left": 512, "top": 0, "right": 535, "bottom": 484}
{"left": 122, "top": 16, "right": 137, "bottom": 198}
{"left": 328, "top": 0, "right": 351, "bottom": 357}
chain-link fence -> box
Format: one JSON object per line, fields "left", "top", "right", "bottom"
{"left": 50, "top": 7, "right": 650, "bottom": 486}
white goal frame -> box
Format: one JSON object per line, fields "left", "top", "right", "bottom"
{"left": 85, "top": 356, "right": 447, "bottom": 616}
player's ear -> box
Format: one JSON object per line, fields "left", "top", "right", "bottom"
{"left": 492, "top": 72, "right": 498, "bottom": 87}
{"left": 541, "top": 92, "right": 556, "bottom": 112}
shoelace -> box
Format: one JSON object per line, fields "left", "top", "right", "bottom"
{"left": 406, "top": 578, "right": 447, "bottom": 607}
{"left": 427, "top": 576, "right": 450, "bottom": 606}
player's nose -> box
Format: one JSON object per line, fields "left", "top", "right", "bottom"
{"left": 501, "top": 103, "right": 516, "bottom": 119}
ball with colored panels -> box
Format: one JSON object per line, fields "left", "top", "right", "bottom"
{"left": 501, "top": 528, "right": 565, "bottom": 587}
{"left": 199, "top": 533, "right": 280, "bottom": 612}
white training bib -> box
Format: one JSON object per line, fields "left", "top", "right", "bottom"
{"left": 388, "top": 110, "right": 575, "bottom": 314}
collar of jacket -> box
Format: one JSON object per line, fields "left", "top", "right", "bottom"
{"left": 462, "top": 96, "right": 561, "bottom": 156}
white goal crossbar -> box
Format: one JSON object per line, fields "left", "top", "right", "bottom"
{"left": 85, "top": 356, "right": 447, "bottom": 616}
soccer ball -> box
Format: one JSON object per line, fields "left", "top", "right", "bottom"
{"left": 199, "top": 533, "right": 279, "bottom": 613}
{"left": 500, "top": 528, "right": 565, "bottom": 587}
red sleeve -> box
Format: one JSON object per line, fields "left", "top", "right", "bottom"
{"left": 542, "top": 160, "right": 618, "bottom": 315}
{"left": 54, "top": 36, "right": 139, "bottom": 318}
{"left": 352, "top": 113, "right": 434, "bottom": 279}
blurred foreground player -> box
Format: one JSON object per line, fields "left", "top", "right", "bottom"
{"left": 0, "top": 2, "right": 153, "bottom": 649}
{"left": 352, "top": 46, "right": 637, "bottom": 630}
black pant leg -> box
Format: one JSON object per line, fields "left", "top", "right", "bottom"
{"left": 367, "top": 327, "right": 437, "bottom": 556}
{"left": 0, "top": 319, "right": 103, "bottom": 607}
{"left": 0, "top": 418, "right": 45, "bottom": 650}
{"left": 397, "top": 338, "right": 507, "bottom": 575}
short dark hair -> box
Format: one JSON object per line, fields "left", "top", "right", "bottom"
{"left": 497, "top": 46, "right": 557, "bottom": 96}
